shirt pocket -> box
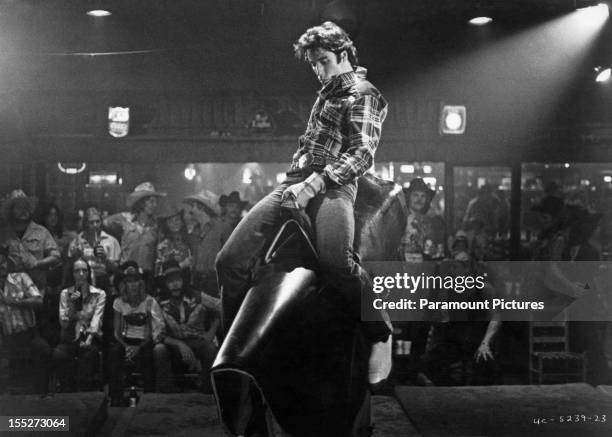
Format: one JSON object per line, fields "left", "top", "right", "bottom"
{"left": 318, "top": 100, "right": 344, "bottom": 127}
{"left": 23, "top": 238, "right": 42, "bottom": 256}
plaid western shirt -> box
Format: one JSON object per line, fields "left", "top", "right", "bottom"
{"left": 289, "top": 67, "right": 388, "bottom": 185}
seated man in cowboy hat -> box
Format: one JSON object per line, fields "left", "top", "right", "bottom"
{"left": 219, "top": 191, "right": 248, "bottom": 230}
{"left": 1, "top": 189, "right": 60, "bottom": 291}
{"left": 159, "top": 259, "right": 218, "bottom": 392}
{"left": 182, "top": 191, "right": 232, "bottom": 301}
{"left": 104, "top": 182, "right": 166, "bottom": 284}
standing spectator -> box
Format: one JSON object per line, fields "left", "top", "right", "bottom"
{"left": 67, "top": 207, "right": 121, "bottom": 292}
{"left": 462, "top": 184, "right": 502, "bottom": 236}
{"left": 154, "top": 205, "right": 192, "bottom": 295}
{"left": 159, "top": 260, "right": 218, "bottom": 392}
{"left": 183, "top": 191, "right": 232, "bottom": 298}
{"left": 399, "top": 178, "right": 442, "bottom": 385}
{"left": 1, "top": 189, "right": 60, "bottom": 291}
{"left": 219, "top": 191, "right": 247, "bottom": 230}
{"left": 53, "top": 258, "right": 106, "bottom": 391}
{"left": 39, "top": 203, "right": 73, "bottom": 290}
{"left": 108, "top": 261, "right": 172, "bottom": 404}
{"left": 37, "top": 203, "right": 71, "bottom": 351}
{"left": 400, "top": 178, "right": 444, "bottom": 262}
{"left": 0, "top": 247, "right": 52, "bottom": 395}
{"left": 104, "top": 182, "right": 166, "bottom": 288}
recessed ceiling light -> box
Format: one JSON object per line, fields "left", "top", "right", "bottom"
{"left": 595, "top": 66, "right": 611, "bottom": 82}
{"left": 469, "top": 16, "right": 493, "bottom": 25}
{"left": 87, "top": 9, "right": 111, "bottom": 17}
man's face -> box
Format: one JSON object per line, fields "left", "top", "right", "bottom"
{"left": 143, "top": 196, "right": 158, "bottom": 215}
{"left": 11, "top": 200, "right": 31, "bottom": 223}
{"left": 409, "top": 191, "right": 428, "bottom": 214}
{"left": 165, "top": 275, "right": 184, "bottom": 298}
{"left": 225, "top": 202, "right": 242, "bottom": 222}
{"left": 306, "top": 48, "right": 351, "bottom": 84}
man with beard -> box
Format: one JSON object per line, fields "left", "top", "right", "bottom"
{"left": 160, "top": 260, "right": 218, "bottom": 392}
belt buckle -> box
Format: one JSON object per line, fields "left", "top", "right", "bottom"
{"left": 298, "top": 152, "right": 314, "bottom": 169}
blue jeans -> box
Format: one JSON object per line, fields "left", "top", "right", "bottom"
{"left": 216, "top": 176, "right": 358, "bottom": 329}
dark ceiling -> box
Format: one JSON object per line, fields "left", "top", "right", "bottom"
{"left": 0, "top": 0, "right": 603, "bottom": 94}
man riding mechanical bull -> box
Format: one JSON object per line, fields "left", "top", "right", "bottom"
{"left": 213, "top": 21, "right": 401, "bottom": 437}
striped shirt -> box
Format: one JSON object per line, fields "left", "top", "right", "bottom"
{"left": 290, "top": 67, "right": 388, "bottom": 185}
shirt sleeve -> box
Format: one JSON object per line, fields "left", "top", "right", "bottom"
{"left": 42, "top": 228, "right": 60, "bottom": 258}
{"left": 67, "top": 237, "right": 78, "bottom": 259}
{"left": 59, "top": 289, "right": 71, "bottom": 322}
{"left": 149, "top": 298, "right": 166, "bottom": 343}
{"left": 162, "top": 304, "right": 183, "bottom": 339}
{"left": 86, "top": 290, "right": 106, "bottom": 337}
{"left": 106, "top": 236, "right": 122, "bottom": 262}
{"left": 323, "top": 94, "right": 387, "bottom": 185}
{"left": 20, "top": 273, "right": 41, "bottom": 298}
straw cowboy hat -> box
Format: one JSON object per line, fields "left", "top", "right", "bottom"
{"left": 219, "top": 191, "right": 248, "bottom": 208}
{"left": 126, "top": 182, "right": 166, "bottom": 209}
{"left": 1, "top": 189, "right": 38, "bottom": 221}
{"left": 183, "top": 190, "right": 221, "bottom": 216}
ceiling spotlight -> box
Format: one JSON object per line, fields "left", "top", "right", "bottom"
{"left": 469, "top": 16, "right": 493, "bottom": 25}
{"left": 86, "top": 9, "right": 111, "bottom": 17}
{"left": 595, "top": 66, "right": 611, "bottom": 82}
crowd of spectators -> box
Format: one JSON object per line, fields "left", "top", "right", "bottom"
{"left": 1, "top": 175, "right": 610, "bottom": 400}
{"left": 0, "top": 183, "right": 249, "bottom": 404}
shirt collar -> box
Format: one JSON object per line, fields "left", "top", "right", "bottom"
{"left": 318, "top": 66, "right": 367, "bottom": 99}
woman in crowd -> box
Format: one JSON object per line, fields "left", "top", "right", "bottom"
{"left": 108, "top": 261, "right": 172, "bottom": 405}
{"left": 53, "top": 257, "right": 106, "bottom": 391}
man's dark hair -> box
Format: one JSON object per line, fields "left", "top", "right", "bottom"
{"left": 293, "top": 21, "right": 358, "bottom": 67}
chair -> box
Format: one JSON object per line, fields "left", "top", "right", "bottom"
{"left": 529, "top": 320, "right": 586, "bottom": 384}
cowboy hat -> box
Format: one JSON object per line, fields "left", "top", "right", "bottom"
{"left": 113, "top": 260, "right": 144, "bottom": 289}
{"left": 160, "top": 259, "right": 182, "bottom": 279}
{"left": 126, "top": 182, "right": 166, "bottom": 209}
{"left": 1, "top": 189, "right": 38, "bottom": 221}
{"left": 219, "top": 191, "right": 248, "bottom": 208}
{"left": 183, "top": 190, "right": 221, "bottom": 216}
{"left": 402, "top": 178, "right": 436, "bottom": 213}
